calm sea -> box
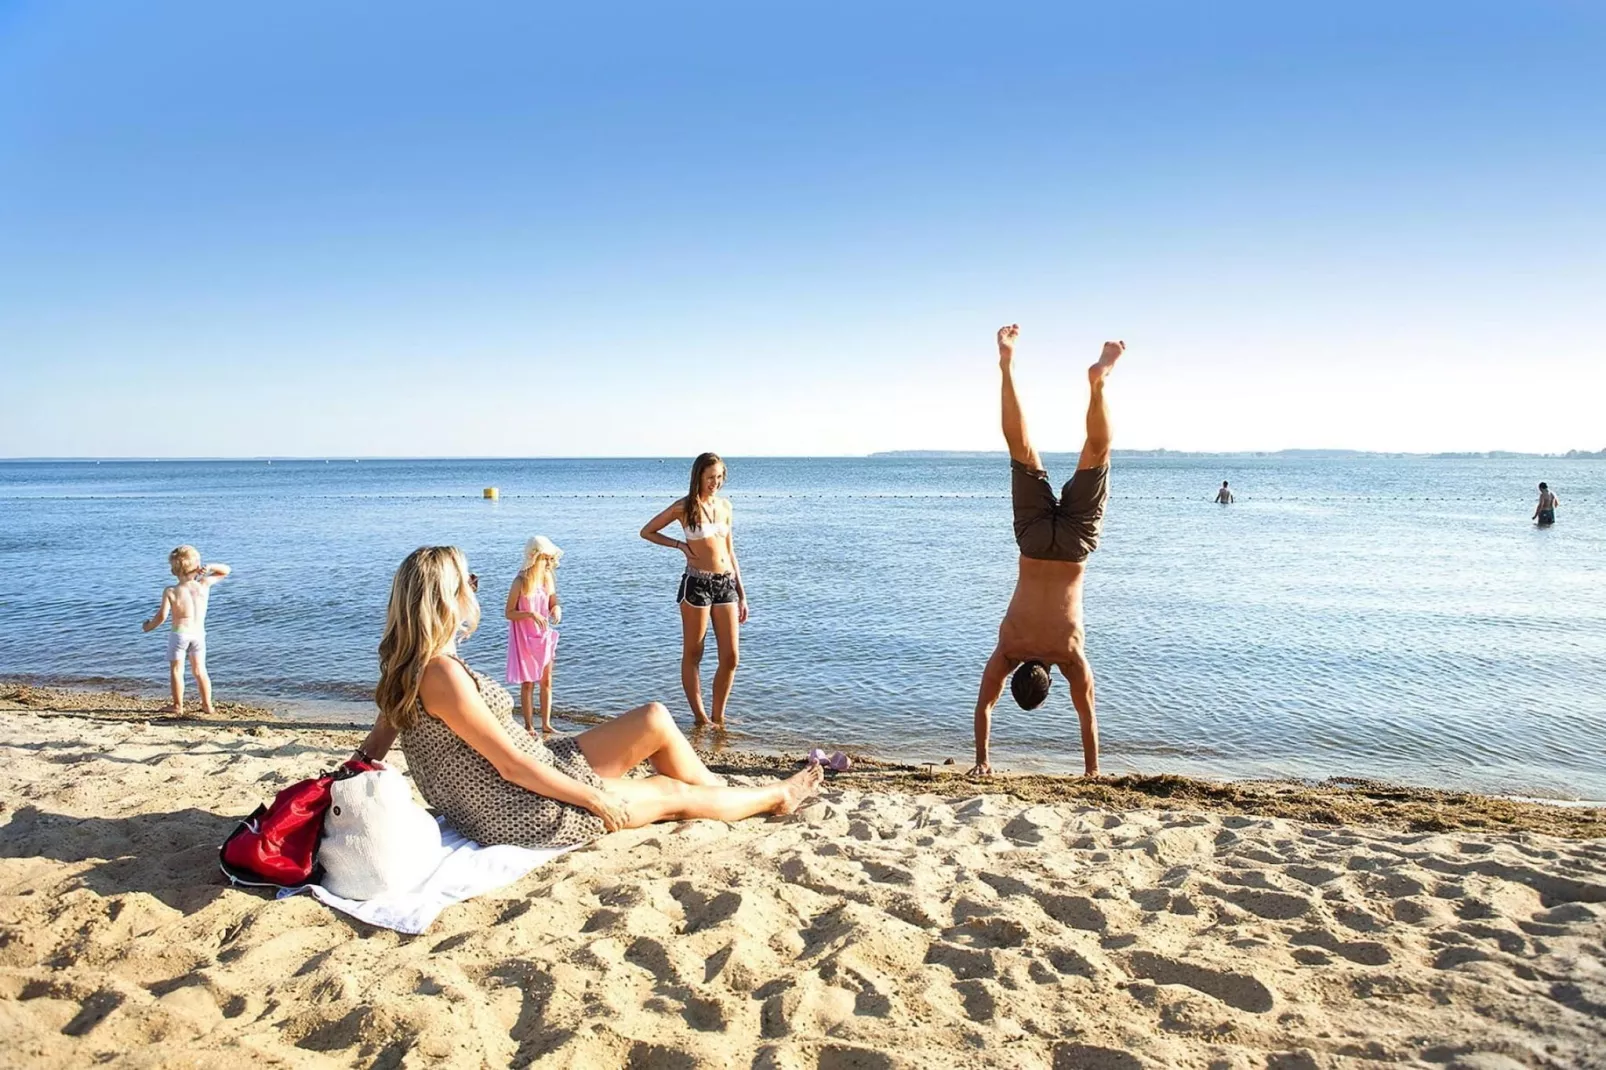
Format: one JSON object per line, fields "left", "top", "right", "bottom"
{"left": 1, "top": 456, "right": 1601, "bottom": 800}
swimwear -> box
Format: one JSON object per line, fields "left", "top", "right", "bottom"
{"left": 1011, "top": 460, "right": 1108, "bottom": 562}
{"left": 1538, "top": 508, "right": 1556, "bottom": 526}
{"left": 677, "top": 566, "right": 738, "bottom": 607}
{"left": 682, "top": 517, "right": 730, "bottom": 540}
{"left": 167, "top": 629, "right": 205, "bottom": 663}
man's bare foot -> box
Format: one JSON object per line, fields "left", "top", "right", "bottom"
{"left": 1088, "top": 340, "right": 1125, "bottom": 384}
{"left": 200, "top": 704, "right": 216, "bottom": 717}
{"left": 692, "top": 713, "right": 710, "bottom": 728}
{"left": 997, "top": 323, "right": 1019, "bottom": 367}
{"left": 774, "top": 763, "right": 825, "bottom": 815}
{"left": 967, "top": 762, "right": 993, "bottom": 777}
{"left": 159, "top": 704, "right": 181, "bottom": 715}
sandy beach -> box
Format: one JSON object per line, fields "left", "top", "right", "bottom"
{"left": 3, "top": 687, "right": 1605, "bottom": 1068}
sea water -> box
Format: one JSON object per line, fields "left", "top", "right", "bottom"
{"left": 1, "top": 456, "right": 1601, "bottom": 799}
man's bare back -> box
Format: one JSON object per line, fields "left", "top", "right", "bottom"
{"left": 997, "top": 557, "right": 1086, "bottom": 666}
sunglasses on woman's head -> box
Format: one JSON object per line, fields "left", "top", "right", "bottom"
{"left": 467, "top": 573, "right": 479, "bottom": 592}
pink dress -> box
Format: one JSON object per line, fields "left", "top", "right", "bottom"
{"left": 505, "top": 589, "right": 559, "bottom": 684}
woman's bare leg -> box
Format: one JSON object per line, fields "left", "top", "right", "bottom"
{"left": 680, "top": 602, "right": 711, "bottom": 725}
{"left": 539, "top": 662, "right": 554, "bottom": 733}
{"left": 576, "top": 701, "right": 726, "bottom": 786}
{"left": 709, "top": 603, "right": 740, "bottom": 726}
{"left": 604, "top": 766, "right": 823, "bottom": 826}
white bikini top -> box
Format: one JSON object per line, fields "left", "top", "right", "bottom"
{"left": 681, "top": 508, "right": 729, "bottom": 541}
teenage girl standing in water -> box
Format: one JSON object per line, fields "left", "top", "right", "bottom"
{"left": 505, "top": 536, "right": 563, "bottom": 734}
{"left": 640, "top": 453, "right": 748, "bottom": 727}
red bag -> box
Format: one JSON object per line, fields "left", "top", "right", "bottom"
{"left": 218, "top": 758, "right": 380, "bottom": 888}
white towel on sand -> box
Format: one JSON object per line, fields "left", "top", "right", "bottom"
{"left": 279, "top": 817, "right": 576, "bottom": 934}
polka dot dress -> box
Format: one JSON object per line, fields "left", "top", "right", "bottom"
{"left": 401, "top": 662, "right": 606, "bottom": 848}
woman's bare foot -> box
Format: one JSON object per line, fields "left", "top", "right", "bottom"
{"left": 773, "top": 763, "right": 825, "bottom": 816}
{"left": 1088, "top": 340, "right": 1125, "bottom": 384}
{"left": 200, "top": 704, "right": 216, "bottom": 717}
{"left": 158, "top": 703, "right": 181, "bottom": 715}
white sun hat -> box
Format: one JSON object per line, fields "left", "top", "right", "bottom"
{"left": 525, "top": 535, "right": 564, "bottom": 562}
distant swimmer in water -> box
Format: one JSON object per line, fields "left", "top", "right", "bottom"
{"left": 968, "top": 325, "right": 1123, "bottom": 778}
{"left": 1215, "top": 480, "right": 1234, "bottom": 504}
{"left": 1534, "top": 482, "right": 1559, "bottom": 526}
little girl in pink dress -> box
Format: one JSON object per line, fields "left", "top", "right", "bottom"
{"left": 505, "top": 536, "right": 563, "bottom": 733}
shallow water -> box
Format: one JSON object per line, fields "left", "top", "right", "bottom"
{"left": 1, "top": 456, "right": 1601, "bottom": 799}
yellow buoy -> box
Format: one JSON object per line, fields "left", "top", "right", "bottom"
{"left": 483, "top": 487, "right": 499, "bottom": 500}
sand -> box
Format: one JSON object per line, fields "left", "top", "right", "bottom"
{"left": 3, "top": 697, "right": 1605, "bottom": 1068}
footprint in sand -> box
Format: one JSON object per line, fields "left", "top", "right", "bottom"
{"left": 1126, "top": 950, "right": 1275, "bottom": 1014}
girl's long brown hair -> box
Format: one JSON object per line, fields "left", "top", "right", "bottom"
{"left": 684, "top": 452, "right": 724, "bottom": 530}
{"left": 375, "top": 546, "right": 480, "bottom": 732}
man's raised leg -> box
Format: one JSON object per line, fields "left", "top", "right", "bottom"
{"left": 999, "top": 324, "right": 1043, "bottom": 470}
{"left": 1077, "top": 340, "right": 1124, "bottom": 471}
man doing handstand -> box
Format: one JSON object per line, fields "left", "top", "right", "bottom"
{"left": 970, "top": 324, "right": 1123, "bottom": 777}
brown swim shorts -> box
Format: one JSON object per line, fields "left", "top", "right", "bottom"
{"left": 1011, "top": 460, "right": 1108, "bottom": 562}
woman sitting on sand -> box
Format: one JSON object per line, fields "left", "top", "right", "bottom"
{"left": 353, "top": 546, "right": 821, "bottom": 848}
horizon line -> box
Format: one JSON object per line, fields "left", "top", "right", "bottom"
{"left": 3, "top": 447, "right": 1604, "bottom": 463}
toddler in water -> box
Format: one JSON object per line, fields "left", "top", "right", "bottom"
{"left": 505, "top": 536, "right": 563, "bottom": 734}
{"left": 141, "top": 545, "right": 231, "bottom": 715}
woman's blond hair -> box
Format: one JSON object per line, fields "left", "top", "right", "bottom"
{"left": 169, "top": 545, "right": 200, "bottom": 578}
{"left": 375, "top": 546, "right": 480, "bottom": 732}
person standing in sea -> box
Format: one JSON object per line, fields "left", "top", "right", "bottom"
{"left": 504, "top": 536, "right": 563, "bottom": 735}
{"left": 640, "top": 453, "right": 749, "bottom": 727}
{"left": 969, "top": 325, "right": 1123, "bottom": 778}
{"left": 1534, "top": 482, "right": 1560, "bottom": 526}
{"left": 1215, "top": 480, "right": 1234, "bottom": 504}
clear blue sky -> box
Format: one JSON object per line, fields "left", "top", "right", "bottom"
{"left": 2, "top": 2, "right": 1601, "bottom": 457}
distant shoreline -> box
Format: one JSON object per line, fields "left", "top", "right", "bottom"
{"left": 3, "top": 449, "right": 1604, "bottom": 463}
{"left": 871, "top": 448, "right": 1606, "bottom": 460}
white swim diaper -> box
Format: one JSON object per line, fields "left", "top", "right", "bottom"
{"left": 167, "top": 629, "right": 205, "bottom": 663}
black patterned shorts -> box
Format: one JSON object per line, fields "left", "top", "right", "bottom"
{"left": 677, "top": 567, "right": 738, "bottom": 607}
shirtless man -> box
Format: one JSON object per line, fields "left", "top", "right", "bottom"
{"left": 1533, "top": 482, "right": 1559, "bottom": 526}
{"left": 970, "top": 325, "right": 1123, "bottom": 777}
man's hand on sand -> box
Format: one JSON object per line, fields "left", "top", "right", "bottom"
{"left": 1089, "top": 340, "right": 1125, "bottom": 384}
{"left": 997, "top": 324, "right": 1019, "bottom": 366}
